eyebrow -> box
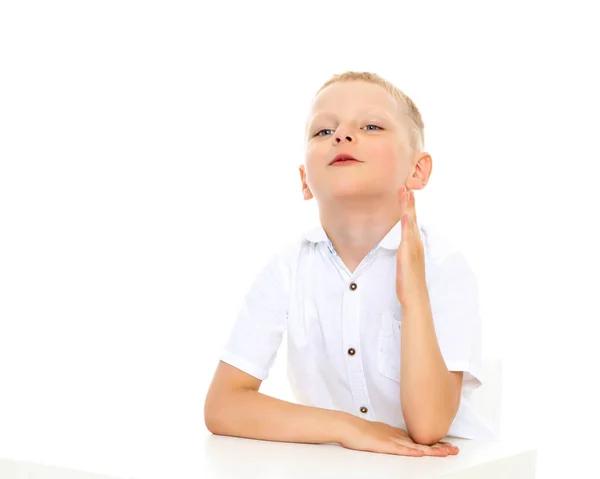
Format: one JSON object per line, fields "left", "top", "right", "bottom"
{"left": 306, "top": 108, "right": 398, "bottom": 134}
{"left": 309, "top": 108, "right": 396, "bottom": 123}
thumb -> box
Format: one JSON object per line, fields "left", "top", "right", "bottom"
{"left": 401, "top": 213, "right": 410, "bottom": 240}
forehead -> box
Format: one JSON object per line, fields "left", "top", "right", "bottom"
{"left": 309, "top": 81, "right": 401, "bottom": 118}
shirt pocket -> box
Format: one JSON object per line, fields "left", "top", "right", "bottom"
{"left": 378, "top": 309, "right": 402, "bottom": 382}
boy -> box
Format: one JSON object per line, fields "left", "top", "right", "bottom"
{"left": 204, "top": 72, "right": 495, "bottom": 457}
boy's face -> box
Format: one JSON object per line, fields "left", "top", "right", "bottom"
{"left": 300, "top": 81, "right": 425, "bottom": 202}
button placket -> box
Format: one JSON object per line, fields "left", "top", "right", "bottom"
{"left": 342, "top": 275, "right": 373, "bottom": 419}
{"left": 326, "top": 238, "right": 378, "bottom": 419}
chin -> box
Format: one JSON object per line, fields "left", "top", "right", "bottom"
{"left": 326, "top": 182, "right": 376, "bottom": 200}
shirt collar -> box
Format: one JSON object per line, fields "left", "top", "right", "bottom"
{"left": 304, "top": 220, "right": 402, "bottom": 251}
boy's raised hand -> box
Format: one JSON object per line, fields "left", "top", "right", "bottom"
{"left": 396, "top": 186, "right": 428, "bottom": 307}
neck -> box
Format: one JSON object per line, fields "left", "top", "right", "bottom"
{"left": 319, "top": 196, "right": 401, "bottom": 273}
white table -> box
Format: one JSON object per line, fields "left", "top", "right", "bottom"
{"left": 0, "top": 360, "right": 536, "bottom": 478}
{"left": 0, "top": 457, "right": 119, "bottom": 479}
{"left": 200, "top": 434, "right": 537, "bottom": 479}
{"left": 1, "top": 434, "right": 536, "bottom": 479}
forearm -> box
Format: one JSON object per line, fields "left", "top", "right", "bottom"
{"left": 205, "top": 388, "right": 353, "bottom": 445}
{"left": 400, "top": 291, "right": 460, "bottom": 444}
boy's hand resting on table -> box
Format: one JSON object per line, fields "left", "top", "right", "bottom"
{"left": 340, "top": 416, "right": 459, "bottom": 457}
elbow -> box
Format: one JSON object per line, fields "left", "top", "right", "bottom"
{"left": 204, "top": 395, "right": 227, "bottom": 435}
{"left": 204, "top": 410, "right": 221, "bottom": 435}
{"left": 403, "top": 395, "right": 460, "bottom": 445}
{"left": 205, "top": 407, "right": 231, "bottom": 436}
{"left": 408, "top": 428, "right": 448, "bottom": 446}
{"left": 204, "top": 406, "right": 218, "bottom": 435}
{"left": 406, "top": 417, "right": 451, "bottom": 446}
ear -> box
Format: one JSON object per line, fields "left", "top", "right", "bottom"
{"left": 405, "top": 152, "right": 432, "bottom": 190}
{"left": 299, "top": 165, "right": 314, "bottom": 200}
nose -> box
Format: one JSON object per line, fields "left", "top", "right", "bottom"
{"left": 334, "top": 124, "right": 354, "bottom": 144}
{"left": 335, "top": 134, "right": 353, "bottom": 144}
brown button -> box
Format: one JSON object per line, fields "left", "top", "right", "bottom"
{"left": 360, "top": 406, "right": 368, "bottom": 414}
{"left": 349, "top": 282, "right": 357, "bottom": 291}
{"left": 348, "top": 348, "right": 356, "bottom": 356}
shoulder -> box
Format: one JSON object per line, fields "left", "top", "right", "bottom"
{"left": 260, "top": 230, "right": 310, "bottom": 282}
{"left": 274, "top": 225, "right": 324, "bottom": 263}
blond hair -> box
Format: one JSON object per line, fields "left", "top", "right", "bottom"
{"left": 315, "top": 71, "right": 424, "bottom": 153}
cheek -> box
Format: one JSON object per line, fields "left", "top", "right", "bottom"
{"left": 304, "top": 143, "right": 324, "bottom": 174}
{"left": 369, "top": 143, "right": 412, "bottom": 186}
{"left": 305, "top": 142, "right": 317, "bottom": 162}
{"left": 305, "top": 139, "right": 326, "bottom": 156}
{"left": 369, "top": 143, "right": 402, "bottom": 171}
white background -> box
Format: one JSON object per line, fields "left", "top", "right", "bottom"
{"left": 1, "top": 1, "right": 599, "bottom": 478}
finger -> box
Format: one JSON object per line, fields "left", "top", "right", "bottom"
{"left": 408, "top": 444, "right": 449, "bottom": 457}
{"left": 436, "top": 441, "right": 460, "bottom": 454}
{"left": 409, "top": 190, "right": 418, "bottom": 227}
{"left": 396, "top": 437, "right": 450, "bottom": 457}
{"left": 395, "top": 439, "right": 446, "bottom": 457}
{"left": 390, "top": 442, "right": 426, "bottom": 457}
{"left": 407, "top": 191, "right": 422, "bottom": 242}
{"left": 433, "top": 441, "right": 459, "bottom": 455}
{"left": 400, "top": 189, "right": 418, "bottom": 235}
{"left": 398, "top": 186, "right": 410, "bottom": 220}
{"left": 420, "top": 444, "right": 450, "bottom": 457}
{"left": 401, "top": 213, "right": 410, "bottom": 240}
{"left": 437, "top": 440, "right": 457, "bottom": 448}
{"left": 399, "top": 188, "right": 412, "bottom": 240}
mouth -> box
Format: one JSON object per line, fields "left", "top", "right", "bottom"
{"left": 329, "top": 154, "right": 362, "bottom": 166}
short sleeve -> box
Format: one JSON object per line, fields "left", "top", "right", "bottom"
{"left": 428, "top": 251, "right": 484, "bottom": 390}
{"left": 219, "top": 251, "right": 290, "bottom": 381}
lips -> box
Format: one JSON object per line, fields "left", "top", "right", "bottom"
{"left": 329, "top": 154, "right": 361, "bottom": 165}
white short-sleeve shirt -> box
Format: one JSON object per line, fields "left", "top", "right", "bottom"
{"left": 219, "top": 219, "right": 496, "bottom": 440}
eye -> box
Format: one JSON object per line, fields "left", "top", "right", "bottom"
{"left": 314, "top": 128, "right": 335, "bottom": 137}
{"left": 363, "top": 124, "right": 383, "bottom": 131}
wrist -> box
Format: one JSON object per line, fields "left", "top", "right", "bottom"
{"left": 334, "top": 411, "right": 363, "bottom": 444}
{"left": 400, "top": 290, "right": 431, "bottom": 314}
